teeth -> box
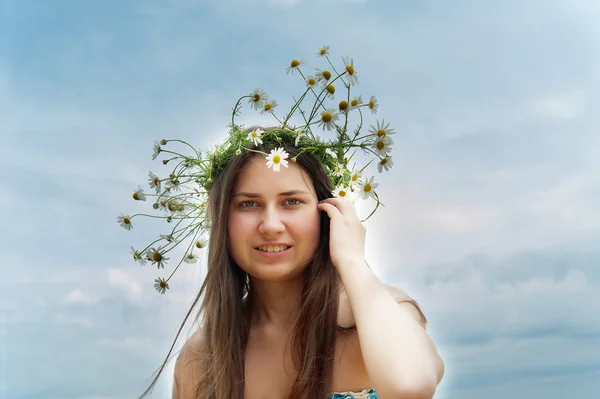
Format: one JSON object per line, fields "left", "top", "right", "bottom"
{"left": 258, "top": 245, "right": 289, "bottom": 253}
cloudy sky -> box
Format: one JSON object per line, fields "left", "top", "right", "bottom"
{"left": 2, "top": 0, "right": 599, "bottom": 398}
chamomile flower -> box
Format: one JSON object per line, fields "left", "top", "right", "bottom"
{"left": 317, "top": 45, "right": 330, "bottom": 56}
{"left": 195, "top": 237, "right": 208, "bottom": 249}
{"left": 261, "top": 99, "right": 278, "bottom": 115}
{"left": 315, "top": 69, "right": 332, "bottom": 85}
{"left": 147, "top": 247, "right": 169, "bottom": 269}
{"left": 338, "top": 100, "right": 349, "bottom": 113}
{"left": 249, "top": 88, "right": 268, "bottom": 110}
{"left": 333, "top": 163, "right": 345, "bottom": 177}
{"left": 265, "top": 147, "right": 289, "bottom": 172}
{"left": 372, "top": 135, "right": 393, "bottom": 157}
{"left": 368, "top": 95, "right": 379, "bottom": 114}
{"left": 341, "top": 56, "right": 358, "bottom": 85}
{"left": 369, "top": 119, "right": 396, "bottom": 138}
{"left": 247, "top": 129, "right": 264, "bottom": 146}
{"left": 286, "top": 59, "right": 304, "bottom": 74}
{"left": 132, "top": 186, "right": 146, "bottom": 201}
{"left": 130, "top": 247, "right": 147, "bottom": 265}
{"left": 148, "top": 172, "right": 161, "bottom": 193}
{"left": 294, "top": 130, "right": 305, "bottom": 146}
{"left": 333, "top": 185, "right": 354, "bottom": 200}
{"left": 325, "top": 84, "right": 336, "bottom": 99}
{"left": 117, "top": 214, "right": 133, "bottom": 230}
{"left": 152, "top": 140, "right": 162, "bottom": 160}
{"left": 317, "top": 109, "right": 339, "bottom": 131}
{"left": 350, "top": 168, "right": 362, "bottom": 187}
{"left": 305, "top": 76, "right": 318, "bottom": 88}
{"left": 358, "top": 176, "right": 378, "bottom": 200}
{"left": 377, "top": 156, "right": 394, "bottom": 173}
{"left": 350, "top": 95, "right": 363, "bottom": 109}
{"left": 166, "top": 175, "right": 181, "bottom": 192}
{"left": 183, "top": 253, "right": 198, "bottom": 264}
{"left": 160, "top": 234, "right": 177, "bottom": 243}
{"left": 154, "top": 278, "right": 169, "bottom": 294}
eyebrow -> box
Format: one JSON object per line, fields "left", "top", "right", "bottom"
{"left": 232, "top": 190, "right": 311, "bottom": 198}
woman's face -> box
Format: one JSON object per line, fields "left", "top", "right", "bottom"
{"left": 227, "top": 156, "right": 321, "bottom": 281}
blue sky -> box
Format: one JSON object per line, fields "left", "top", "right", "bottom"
{"left": 2, "top": 0, "right": 599, "bottom": 398}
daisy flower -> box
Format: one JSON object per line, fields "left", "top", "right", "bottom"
{"left": 117, "top": 214, "right": 133, "bottom": 230}
{"left": 350, "top": 95, "right": 363, "bottom": 109}
{"left": 333, "top": 163, "right": 345, "bottom": 177}
{"left": 265, "top": 147, "right": 289, "bottom": 172}
{"left": 154, "top": 278, "right": 169, "bottom": 294}
{"left": 368, "top": 95, "right": 379, "bottom": 114}
{"left": 130, "top": 247, "right": 147, "bottom": 266}
{"left": 152, "top": 140, "right": 161, "bottom": 160}
{"left": 341, "top": 56, "right": 358, "bottom": 85}
{"left": 183, "top": 253, "right": 198, "bottom": 264}
{"left": 333, "top": 185, "right": 355, "bottom": 201}
{"left": 377, "top": 156, "right": 394, "bottom": 173}
{"left": 350, "top": 168, "right": 362, "bottom": 187}
{"left": 305, "top": 76, "right": 318, "bottom": 88}
{"left": 317, "top": 109, "right": 339, "bottom": 131}
{"left": 166, "top": 176, "right": 181, "bottom": 192}
{"left": 325, "top": 84, "right": 336, "bottom": 99}
{"left": 294, "top": 130, "right": 304, "bottom": 146}
{"left": 317, "top": 45, "right": 330, "bottom": 57}
{"left": 248, "top": 88, "right": 268, "bottom": 111}
{"left": 369, "top": 119, "right": 396, "bottom": 138}
{"left": 147, "top": 247, "right": 169, "bottom": 269}
{"left": 260, "top": 99, "right": 278, "bottom": 115}
{"left": 372, "top": 135, "right": 393, "bottom": 156}
{"left": 148, "top": 172, "right": 161, "bottom": 193}
{"left": 358, "top": 176, "right": 379, "bottom": 200}
{"left": 286, "top": 59, "right": 304, "bottom": 75}
{"left": 338, "top": 100, "right": 349, "bottom": 113}
{"left": 195, "top": 237, "right": 208, "bottom": 249}
{"left": 132, "top": 186, "right": 146, "bottom": 201}
{"left": 315, "top": 69, "right": 332, "bottom": 85}
{"left": 160, "top": 234, "right": 177, "bottom": 243}
{"left": 247, "top": 129, "right": 264, "bottom": 146}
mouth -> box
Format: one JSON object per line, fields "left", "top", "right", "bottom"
{"left": 255, "top": 245, "right": 292, "bottom": 253}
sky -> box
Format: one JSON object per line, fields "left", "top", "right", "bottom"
{"left": 1, "top": 0, "right": 599, "bottom": 398}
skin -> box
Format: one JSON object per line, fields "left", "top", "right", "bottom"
{"left": 227, "top": 156, "right": 321, "bottom": 329}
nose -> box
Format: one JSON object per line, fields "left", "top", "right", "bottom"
{"left": 258, "top": 204, "right": 285, "bottom": 236}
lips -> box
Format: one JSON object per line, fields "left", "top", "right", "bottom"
{"left": 256, "top": 245, "right": 291, "bottom": 253}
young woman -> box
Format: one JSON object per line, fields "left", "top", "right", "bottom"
{"left": 162, "top": 143, "right": 444, "bottom": 399}
{"left": 129, "top": 49, "right": 444, "bottom": 399}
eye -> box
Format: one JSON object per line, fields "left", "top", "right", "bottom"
{"left": 285, "top": 198, "right": 301, "bottom": 206}
{"left": 240, "top": 200, "right": 256, "bottom": 208}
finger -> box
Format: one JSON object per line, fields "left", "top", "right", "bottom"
{"left": 320, "top": 197, "right": 359, "bottom": 218}
{"left": 317, "top": 202, "right": 342, "bottom": 219}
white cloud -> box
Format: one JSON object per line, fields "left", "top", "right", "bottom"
{"left": 106, "top": 269, "right": 144, "bottom": 301}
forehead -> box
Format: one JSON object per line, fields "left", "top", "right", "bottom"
{"left": 233, "top": 156, "right": 316, "bottom": 195}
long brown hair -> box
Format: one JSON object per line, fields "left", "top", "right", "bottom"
{"left": 139, "top": 143, "right": 350, "bottom": 399}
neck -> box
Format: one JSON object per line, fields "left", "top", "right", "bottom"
{"left": 249, "top": 274, "right": 304, "bottom": 330}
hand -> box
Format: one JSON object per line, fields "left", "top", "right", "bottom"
{"left": 317, "top": 197, "right": 366, "bottom": 271}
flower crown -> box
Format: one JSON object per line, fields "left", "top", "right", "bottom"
{"left": 118, "top": 46, "right": 396, "bottom": 294}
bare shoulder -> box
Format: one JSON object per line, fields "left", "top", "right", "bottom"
{"left": 173, "top": 328, "right": 205, "bottom": 399}
{"left": 338, "top": 284, "right": 428, "bottom": 329}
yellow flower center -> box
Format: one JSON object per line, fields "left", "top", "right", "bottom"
{"left": 123, "top": 217, "right": 131, "bottom": 225}
{"left": 252, "top": 94, "right": 261, "bottom": 102}
{"left": 351, "top": 174, "right": 358, "bottom": 182}
{"left": 264, "top": 103, "right": 272, "bottom": 111}
{"left": 319, "top": 48, "right": 327, "bottom": 55}
{"left": 252, "top": 131, "right": 257, "bottom": 137}
{"left": 323, "top": 70, "right": 332, "bottom": 80}
{"left": 369, "top": 100, "right": 375, "bottom": 109}
{"left": 339, "top": 101, "right": 348, "bottom": 111}
{"left": 153, "top": 252, "right": 162, "bottom": 262}
{"left": 377, "top": 129, "right": 386, "bottom": 137}
{"left": 307, "top": 77, "right": 316, "bottom": 86}
{"left": 291, "top": 59, "right": 300, "bottom": 68}
{"left": 381, "top": 158, "right": 388, "bottom": 165}
{"left": 272, "top": 155, "right": 281, "bottom": 164}
{"left": 377, "top": 141, "right": 385, "bottom": 150}
{"left": 326, "top": 85, "right": 335, "bottom": 94}
{"left": 351, "top": 99, "right": 359, "bottom": 107}
{"left": 322, "top": 112, "right": 332, "bottom": 123}
{"left": 346, "top": 65, "right": 355, "bottom": 75}
{"left": 132, "top": 192, "right": 140, "bottom": 200}
{"left": 159, "top": 281, "right": 167, "bottom": 288}
{"left": 364, "top": 184, "right": 372, "bottom": 193}
{"left": 153, "top": 177, "right": 160, "bottom": 185}
{"left": 339, "top": 190, "right": 347, "bottom": 197}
